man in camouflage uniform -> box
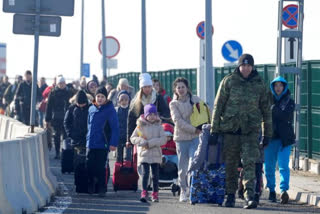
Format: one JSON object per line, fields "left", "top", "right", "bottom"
{"left": 209, "top": 54, "right": 272, "bottom": 209}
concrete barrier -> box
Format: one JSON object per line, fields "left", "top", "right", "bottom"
{"left": 0, "top": 115, "right": 57, "bottom": 214}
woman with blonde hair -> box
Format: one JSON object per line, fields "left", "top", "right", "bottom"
{"left": 108, "top": 78, "right": 135, "bottom": 106}
{"left": 127, "top": 73, "right": 170, "bottom": 147}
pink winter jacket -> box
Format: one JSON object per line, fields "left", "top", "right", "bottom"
{"left": 130, "top": 116, "right": 166, "bottom": 165}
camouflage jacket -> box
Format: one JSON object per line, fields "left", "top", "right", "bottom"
{"left": 211, "top": 68, "right": 272, "bottom": 137}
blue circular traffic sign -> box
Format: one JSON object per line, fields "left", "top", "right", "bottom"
{"left": 221, "top": 40, "right": 243, "bottom": 62}
{"left": 282, "top": 4, "right": 298, "bottom": 29}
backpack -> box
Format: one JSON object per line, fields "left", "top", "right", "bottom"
{"left": 190, "top": 101, "right": 211, "bottom": 130}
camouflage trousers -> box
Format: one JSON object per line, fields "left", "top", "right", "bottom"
{"left": 223, "top": 132, "right": 260, "bottom": 199}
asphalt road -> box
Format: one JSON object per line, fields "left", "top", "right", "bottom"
{"left": 38, "top": 151, "right": 319, "bottom": 214}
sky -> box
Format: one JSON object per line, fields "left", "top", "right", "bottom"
{"left": 0, "top": 0, "right": 320, "bottom": 81}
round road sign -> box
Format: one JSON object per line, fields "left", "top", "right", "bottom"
{"left": 98, "top": 36, "right": 120, "bottom": 59}
{"left": 196, "top": 21, "right": 214, "bottom": 40}
{"left": 282, "top": 4, "right": 298, "bottom": 29}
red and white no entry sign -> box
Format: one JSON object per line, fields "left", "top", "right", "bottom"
{"left": 98, "top": 36, "right": 120, "bottom": 59}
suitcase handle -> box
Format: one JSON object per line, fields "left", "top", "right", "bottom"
{"left": 120, "top": 144, "right": 134, "bottom": 169}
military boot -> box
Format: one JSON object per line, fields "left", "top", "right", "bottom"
{"left": 225, "top": 194, "right": 235, "bottom": 207}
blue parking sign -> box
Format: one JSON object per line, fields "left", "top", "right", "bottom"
{"left": 82, "top": 63, "right": 90, "bottom": 77}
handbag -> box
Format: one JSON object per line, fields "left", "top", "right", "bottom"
{"left": 190, "top": 101, "right": 211, "bottom": 130}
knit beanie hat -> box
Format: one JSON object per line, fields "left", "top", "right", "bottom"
{"left": 76, "top": 90, "right": 88, "bottom": 105}
{"left": 139, "top": 73, "right": 153, "bottom": 88}
{"left": 144, "top": 104, "right": 158, "bottom": 118}
{"left": 238, "top": 53, "right": 254, "bottom": 67}
{"left": 117, "top": 90, "right": 131, "bottom": 101}
{"left": 57, "top": 75, "right": 65, "bottom": 84}
{"left": 95, "top": 86, "right": 108, "bottom": 99}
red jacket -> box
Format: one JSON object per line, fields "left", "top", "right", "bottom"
{"left": 161, "top": 123, "right": 176, "bottom": 155}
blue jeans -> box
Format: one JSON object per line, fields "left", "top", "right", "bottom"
{"left": 176, "top": 137, "right": 199, "bottom": 191}
{"left": 163, "top": 155, "right": 178, "bottom": 166}
{"left": 264, "top": 139, "right": 291, "bottom": 193}
{"left": 38, "top": 110, "right": 44, "bottom": 128}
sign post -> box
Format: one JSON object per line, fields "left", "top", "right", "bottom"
{"left": 3, "top": 0, "right": 74, "bottom": 132}
{"left": 0, "top": 43, "right": 6, "bottom": 77}
{"left": 196, "top": 20, "right": 214, "bottom": 104}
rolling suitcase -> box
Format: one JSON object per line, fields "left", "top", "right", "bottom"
{"left": 112, "top": 146, "right": 139, "bottom": 192}
{"left": 190, "top": 136, "right": 225, "bottom": 205}
{"left": 61, "top": 138, "right": 74, "bottom": 174}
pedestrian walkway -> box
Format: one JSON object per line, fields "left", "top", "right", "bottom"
{"left": 272, "top": 169, "right": 320, "bottom": 208}
{"left": 37, "top": 150, "right": 319, "bottom": 214}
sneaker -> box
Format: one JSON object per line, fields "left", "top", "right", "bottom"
{"left": 269, "top": 191, "right": 277, "bottom": 202}
{"left": 151, "top": 192, "right": 159, "bottom": 202}
{"left": 225, "top": 194, "right": 235, "bottom": 207}
{"left": 179, "top": 190, "right": 188, "bottom": 202}
{"left": 243, "top": 197, "right": 258, "bottom": 209}
{"left": 140, "top": 190, "right": 148, "bottom": 203}
{"left": 280, "top": 191, "right": 289, "bottom": 204}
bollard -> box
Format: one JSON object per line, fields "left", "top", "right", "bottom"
{"left": 303, "top": 158, "right": 309, "bottom": 172}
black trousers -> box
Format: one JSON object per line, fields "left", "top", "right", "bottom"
{"left": 52, "top": 123, "right": 66, "bottom": 156}
{"left": 86, "top": 149, "right": 108, "bottom": 192}
{"left": 141, "top": 163, "right": 159, "bottom": 192}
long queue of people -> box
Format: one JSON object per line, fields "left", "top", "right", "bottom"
{"left": 0, "top": 53, "right": 295, "bottom": 209}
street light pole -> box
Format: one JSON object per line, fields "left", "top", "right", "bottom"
{"left": 101, "top": 0, "right": 107, "bottom": 78}
{"left": 80, "top": 0, "right": 84, "bottom": 78}
{"left": 205, "top": 0, "right": 214, "bottom": 108}
{"left": 141, "top": 0, "right": 147, "bottom": 73}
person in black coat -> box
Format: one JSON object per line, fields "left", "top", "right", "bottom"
{"left": 127, "top": 73, "right": 171, "bottom": 144}
{"left": 14, "top": 70, "right": 41, "bottom": 125}
{"left": 115, "top": 90, "right": 131, "bottom": 162}
{"left": 264, "top": 76, "right": 295, "bottom": 204}
{"left": 64, "top": 90, "right": 89, "bottom": 148}
{"left": 45, "top": 75, "right": 72, "bottom": 159}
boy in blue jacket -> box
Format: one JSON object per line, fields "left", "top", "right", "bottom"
{"left": 86, "top": 86, "right": 119, "bottom": 197}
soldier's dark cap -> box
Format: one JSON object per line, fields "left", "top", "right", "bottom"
{"left": 238, "top": 54, "right": 254, "bottom": 67}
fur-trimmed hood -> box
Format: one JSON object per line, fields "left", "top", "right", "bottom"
{"left": 136, "top": 114, "right": 161, "bottom": 127}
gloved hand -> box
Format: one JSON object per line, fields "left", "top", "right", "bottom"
{"left": 260, "top": 136, "right": 270, "bottom": 148}
{"left": 208, "top": 132, "right": 219, "bottom": 145}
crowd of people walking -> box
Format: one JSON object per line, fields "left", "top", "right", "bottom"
{"left": 0, "top": 53, "right": 296, "bottom": 209}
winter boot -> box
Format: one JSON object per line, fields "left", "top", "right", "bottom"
{"left": 151, "top": 192, "right": 159, "bottom": 202}
{"left": 280, "top": 191, "right": 289, "bottom": 204}
{"left": 269, "top": 191, "right": 277, "bottom": 202}
{"left": 140, "top": 190, "right": 148, "bottom": 203}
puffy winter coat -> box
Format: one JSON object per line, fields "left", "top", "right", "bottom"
{"left": 127, "top": 90, "right": 171, "bottom": 142}
{"left": 45, "top": 87, "right": 72, "bottom": 127}
{"left": 130, "top": 116, "right": 166, "bottom": 165}
{"left": 86, "top": 101, "right": 119, "bottom": 149}
{"left": 64, "top": 103, "right": 89, "bottom": 146}
{"left": 115, "top": 106, "right": 129, "bottom": 145}
{"left": 270, "top": 76, "right": 295, "bottom": 147}
{"left": 169, "top": 94, "right": 201, "bottom": 142}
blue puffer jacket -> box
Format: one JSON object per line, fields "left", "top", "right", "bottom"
{"left": 86, "top": 101, "right": 119, "bottom": 149}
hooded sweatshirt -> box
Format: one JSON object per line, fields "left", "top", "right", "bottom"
{"left": 270, "top": 76, "right": 295, "bottom": 147}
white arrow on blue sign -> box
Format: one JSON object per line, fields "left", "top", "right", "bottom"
{"left": 221, "top": 40, "right": 243, "bottom": 62}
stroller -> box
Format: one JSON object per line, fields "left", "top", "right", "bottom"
{"left": 148, "top": 123, "right": 180, "bottom": 196}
